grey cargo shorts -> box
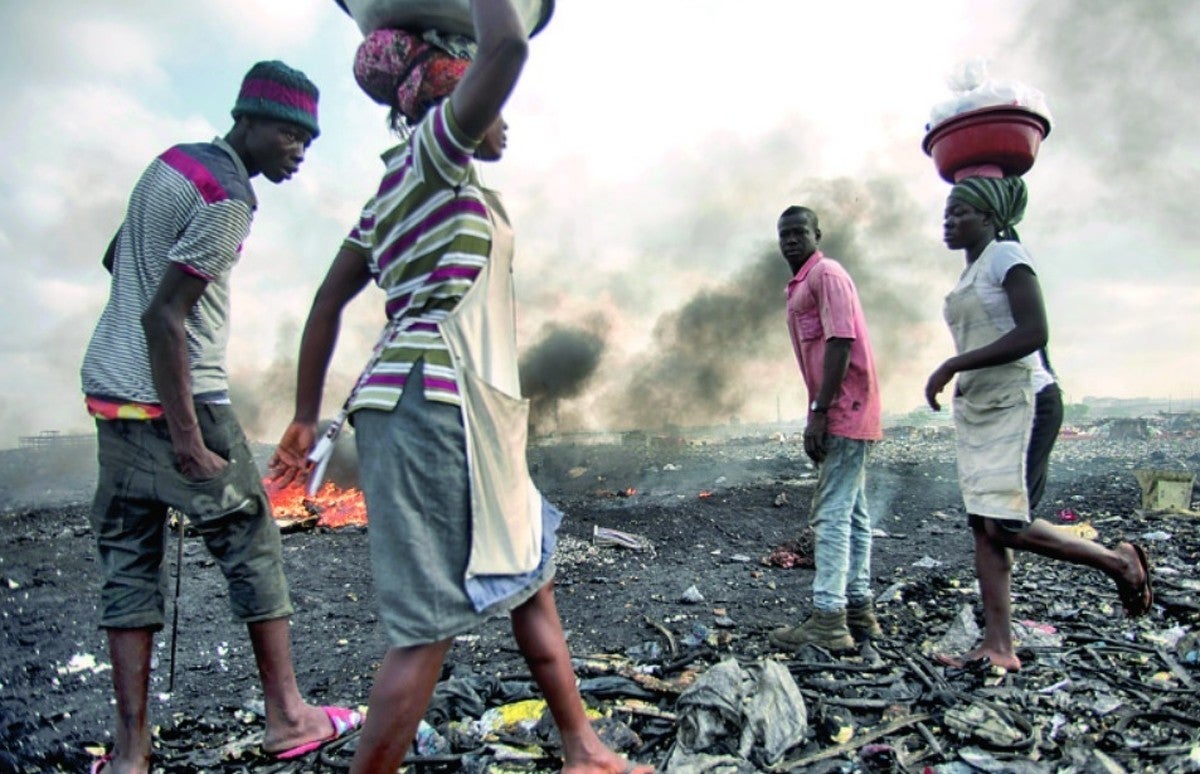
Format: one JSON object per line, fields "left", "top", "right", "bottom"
{"left": 89, "top": 403, "right": 293, "bottom": 629}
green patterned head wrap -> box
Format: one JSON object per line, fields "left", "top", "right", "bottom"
{"left": 949, "top": 176, "right": 1028, "bottom": 242}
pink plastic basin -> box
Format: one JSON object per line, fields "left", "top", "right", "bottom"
{"left": 922, "top": 105, "right": 1051, "bottom": 183}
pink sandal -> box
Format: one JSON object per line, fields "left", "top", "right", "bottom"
{"left": 271, "top": 705, "right": 363, "bottom": 761}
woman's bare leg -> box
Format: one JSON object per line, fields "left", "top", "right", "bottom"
{"left": 949, "top": 517, "right": 1150, "bottom": 670}
{"left": 511, "top": 584, "right": 652, "bottom": 773}
{"left": 998, "top": 519, "right": 1147, "bottom": 602}
{"left": 969, "top": 521, "right": 1021, "bottom": 670}
{"left": 349, "top": 640, "right": 452, "bottom": 774}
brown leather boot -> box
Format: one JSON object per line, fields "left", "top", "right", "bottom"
{"left": 846, "top": 599, "right": 883, "bottom": 640}
{"left": 769, "top": 609, "right": 855, "bottom": 651}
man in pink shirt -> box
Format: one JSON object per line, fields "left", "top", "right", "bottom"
{"left": 770, "top": 205, "right": 885, "bottom": 652}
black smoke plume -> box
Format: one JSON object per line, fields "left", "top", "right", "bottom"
{"left": 519, "top": 323, "right": 605, "bottom": 434}
{"left": 606, "top": 177, "right": 931, "bottom": 431}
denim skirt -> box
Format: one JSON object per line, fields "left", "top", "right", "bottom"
{"left": 353, "top": 362, "right": 552, "bottom": 647}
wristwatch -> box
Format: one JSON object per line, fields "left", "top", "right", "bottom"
{"left": 809, "top": 400, "right": 828, "bottom": 413}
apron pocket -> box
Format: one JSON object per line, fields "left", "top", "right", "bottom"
{"left": 458, "top": 366, "right": 542, "bottom": 576}
{"left": 954, "top": 387, "right": 1029, "bottom": 414}
{"left": 956, "top": 363, "right": 1031, "bottom": 407}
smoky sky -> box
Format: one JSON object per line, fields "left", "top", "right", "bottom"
{"left": 611, "top": 251, "right": 789, "bottom": 430}
{"left": 223, "top": 0, "right": 1200, "bottom": 440}
{"left": 1019, "top": 0, "right": 1198, "bottom": 166}
{"left": 1013, "top": 0, "right": 1199, "bottom": 236}
{"left": 225, "top": 319, "right": 302, "bottom": 440}
{"left": 519, "top": 323, "right": 606, "bottom": 432}
{"left": 5, "top": 0, "right": 1198, "bottom": 465}
{"left": 590, "top": 176, "right": 934, "bottom": 431}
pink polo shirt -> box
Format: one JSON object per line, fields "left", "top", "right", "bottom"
{"left": 785, "top": 252, "right": 883, "bottom": 441}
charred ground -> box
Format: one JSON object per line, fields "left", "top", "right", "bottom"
{"left": 1, "top": 430, "right": 1198, "bottom": 772}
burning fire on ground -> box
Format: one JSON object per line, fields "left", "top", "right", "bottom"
{"left": 264, "top": 478, "right": 368, "bottom": 529}
{"left": 592, "top": 487, "right": 638, "bottom": 498}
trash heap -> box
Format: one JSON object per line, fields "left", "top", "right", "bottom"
{"left": 230, "top": 487, "right": 1198, "bottom": 773}
{"left": 3, "top": 429, "right": 1197, "bottom": 772}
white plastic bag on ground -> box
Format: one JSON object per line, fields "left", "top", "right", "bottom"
{"left": 666, "top": 658, "right": 807, "bottom": 772}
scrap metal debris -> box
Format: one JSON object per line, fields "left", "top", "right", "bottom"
{"left": 763, "top": 527, "right": 816, "bottom": 569}
{"left": 3, "top": 420, "right": 1198, "bottom": 772}
{"left": 282, "top": 498, "right": 1199, "bottom": 773}
{"left": 593, "top": 525, "right": 655, "bottom": 553}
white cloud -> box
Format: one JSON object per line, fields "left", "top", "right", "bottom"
{"left": 207, "top": 0, "right": 327, "bottom": 47}
{"left": 64, "top": 18, "right": 166, "bottom": 82}
{"left": 0, "top": 0, "right": 1197, "bottom": 446}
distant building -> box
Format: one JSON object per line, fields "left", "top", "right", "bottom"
{"left": 18, "top": 431, "right": 95, "bottom": 452}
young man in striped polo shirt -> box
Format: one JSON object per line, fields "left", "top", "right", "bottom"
{"left": 80, "top": 61, "right": 361, "bottom": 772}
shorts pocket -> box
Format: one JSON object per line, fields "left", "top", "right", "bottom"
{"left": 163, "top": 456, "right": 259, "bottom": 528}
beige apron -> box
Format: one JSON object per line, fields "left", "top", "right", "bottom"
{"left": 439, "top": 189, "right": 543, "bottom": 578}
{"left": 945, "top": 257, "right": 1035, "bottom": 521}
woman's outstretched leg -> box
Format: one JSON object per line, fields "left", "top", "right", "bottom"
{"left": 949, "top": 517, "right": 1154, "bottom": 671}
{"left": 998, "top": 519, "right": 1149, "bottom": 612}
{"left": 511, "top": 584, "right": 653, "bottom": 774}
{"left": 350, "top": 640, "right": 452, "bottom": 774}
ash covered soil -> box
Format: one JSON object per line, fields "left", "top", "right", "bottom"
{"left": 1, "top": 432, "right": 1198, "bottom": 772}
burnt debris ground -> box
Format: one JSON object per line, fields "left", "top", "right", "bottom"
{"left": 1, "top": 428, "right": 1198, "bottom": 773}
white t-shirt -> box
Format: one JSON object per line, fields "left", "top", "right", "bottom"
{"left": 955, "top": 240, "right": 1056, "bottom": 393}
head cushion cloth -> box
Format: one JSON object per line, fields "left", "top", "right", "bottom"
{"left": 354, "top": 28, "right": 470, "bottom": 124}
{"left": 950, "top": 176, "right": 1028, "bottom": 242}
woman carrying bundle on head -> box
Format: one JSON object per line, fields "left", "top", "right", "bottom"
{"left": 269, "top": 1, "right": 652, "bottom": 771}
{"left": 925, "top": 175, "right": 1154, "bottom": 672}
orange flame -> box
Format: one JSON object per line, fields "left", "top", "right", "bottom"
{"left": 264, "top": 478, "right": 368, "bottom": 529}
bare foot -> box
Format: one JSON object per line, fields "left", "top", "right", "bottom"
{"left": 93, "top": 752, "right": 150, "bottom": 774}
{"left": 562, "top": 749, "right": 655, "bottom": 774}
{"left": 935, "top": 647, "right": 1021, "bottom": 672}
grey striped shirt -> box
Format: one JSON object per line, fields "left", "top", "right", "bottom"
{"left": 81, "top": 138, "right": 256, "bottom": 403}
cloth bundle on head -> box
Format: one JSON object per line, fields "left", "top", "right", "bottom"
{"left": 950, "top": 176, "right": 1028, "bottom": 242}
{"left": 231, "top": 60, "right": 320, "bottom": 138}
{"left": 354, "top": 28, "right": 471, "bottom": 125}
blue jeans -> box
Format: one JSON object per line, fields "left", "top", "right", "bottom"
{"left": 809, "top": 436, "right": 874, "bottom": 612}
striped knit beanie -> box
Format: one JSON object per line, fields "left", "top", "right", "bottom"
{"left": 231, "top": 60, "right": 320, "bottom": 138}
{"left": 949, "top": 176, "right": 1028, "bottom": 242}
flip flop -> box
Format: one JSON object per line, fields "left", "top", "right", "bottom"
{"left": 1119, "top": 544, "right": 1154, "bottom": 618}
{"left": 271, "top": 705, "right": 364, "bottom": 761}
{"left": 89, "top": 752, "right": 112, "bottom": 774}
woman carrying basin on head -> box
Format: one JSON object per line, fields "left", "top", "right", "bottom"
{"left": 925, "top": 175, "right": 1153, "bottom": 672}
{"left": 269, "top": 0, "right": 651, "bottom": 771}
